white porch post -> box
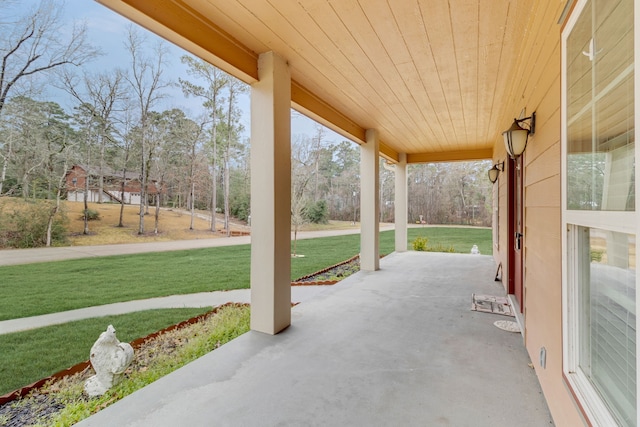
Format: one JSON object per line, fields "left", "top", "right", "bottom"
{"left": 250, "top": 52, "right": 291, "bottom": 335}
{"left": 360, "top": 129, "right": 380, "bottom": 271}
{"left": 394, "top": 152, "right": 408, "bottom": 252}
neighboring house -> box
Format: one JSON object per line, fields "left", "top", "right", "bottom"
{"left": 95, "top": 1, "right": 637, "bottom": 426}
{"left": 65, "top": 165, "right": 161, "bottom": 205}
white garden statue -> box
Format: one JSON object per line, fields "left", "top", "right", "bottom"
{"left": 84, "top": 324, "right": 134, "bottom": 397}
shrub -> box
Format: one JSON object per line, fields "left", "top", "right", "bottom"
{"left": 412, "top": 236, "right": 428, "bottom": 251}
{"left": 230, "top": 193, "right": 250, "bottom": 222}
{"left": 1, "top": 201, "right": 68, "bottom": 248}
{"left": 82, "top": 208, "right": 100, "bottom": 221}
{"left": 305, "top": 200, "right": 329, "bottom": 224}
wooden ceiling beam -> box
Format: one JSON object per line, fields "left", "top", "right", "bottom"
{"left": 407, "top": 148, "right": 493, "bottom": 163}
{"left": 291, "top": 82, "right": 366, "bottom": 144}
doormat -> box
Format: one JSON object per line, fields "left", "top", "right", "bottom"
{"left": 471, "top": 294, "right": 514, "bottom": 317}
{"left": 494, "top": 320, "right": 520, "bottom": 332}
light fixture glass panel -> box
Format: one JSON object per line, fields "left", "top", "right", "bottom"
{"left": 488, "top": 167, "right": 499, "bottom": 183}
{"left": 503, "top": 126, "right": 529, "bottom": 158}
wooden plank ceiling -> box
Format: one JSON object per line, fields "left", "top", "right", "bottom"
{"left": 97, "top": 0, "right": 538, "bottom": 163}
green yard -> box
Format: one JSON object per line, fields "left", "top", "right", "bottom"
{"left": 0, "top": 227, "right": 491, "bottom": 321}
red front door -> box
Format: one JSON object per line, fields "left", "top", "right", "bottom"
{"left": 508, "top": 156, "right": 524, "bottom": 312}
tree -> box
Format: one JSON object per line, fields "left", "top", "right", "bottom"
{"left": 124, "top": 26, "right": 169, "bottom": 235}
{"left": 72, "top": 103, "right": 99, "bottom": 234}
{"left": 407, "top": 161, "right": 492, "bottom": 226}
{"left": 291, "top": 134, "right": 315, "bottom": 255}
{"left": 179, "top": 55, "right": 229, "bottom": 231}
{"left": 58, "top": 68, "right": 128, "bottom": 203}
{"left": 0, "top": 102, "right": 19, "bottom": 195}
{"left": 6, "top": 97, "right": 77, "bottom": 245}
{"left": 42, "top": 122, "right": 76, "bottom": 247}
{"left": 326, "top": 140, "right": 359, "bottom": 220}
{"left": 0, "top": 0, "right": 97, "bottom": 121}
{"left": 115, "top": 108, "right": 137, "bottom": 228}
{"left": 311, "top": 124, "right": 326, "bottom": 201}
{"left": 228, "top": 143, "right": 250, "bottom": 222}
{"left": 221, "top": 77, "right": 247, "bottom": 236}
{"left": 149, "top": 109, "right": 206, "bottom": 232}
{"left": 2, "top": 96, "right": 53, "bottom": 198}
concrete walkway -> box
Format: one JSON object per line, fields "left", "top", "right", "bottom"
{"left": 0, "top": 286, "right": 331, "bottom": 335}
{"left": 0, "top": 225, "right": 394, "bottom": 267}
{"left": 77, "top": 252, "right": 554, "bottom": 427}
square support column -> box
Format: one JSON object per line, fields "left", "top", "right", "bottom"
{"left": 394, "top": 153, "right": 408, "bottom": 252}
{"left": 250, "top": 52, "right": 291, "bottom": 335}
{"left": 360, "top": 129, "right": 380, "bottom": 271}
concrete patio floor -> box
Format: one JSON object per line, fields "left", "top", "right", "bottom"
{"left": 78, "top": 251, "right": 554, "bottom": 427}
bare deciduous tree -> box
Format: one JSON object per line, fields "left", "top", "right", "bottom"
{"left": 221, "top": 78, "right": 246, "bottom": 236}
{"left": 0, "top": 0, "right": 98, "bottom": 119}
{"left": 124, "top": 26, "right": 169, "bottom": 235}
{"left": 291, "top": 134, "right": 315, "bottom": 256}
{"left": 58, "top": 68, "right": 127, "bottom": 203}
{"left": 0, "top": 0, "right": 96, "bottom": 202}
{"left": 179, "top": 55, "right": 229, "bottom": 231}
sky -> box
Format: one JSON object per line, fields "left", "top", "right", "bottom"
{"left": 14, "top": 0, "right": 344, "bottom": 143}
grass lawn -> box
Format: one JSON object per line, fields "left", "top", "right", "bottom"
{"left": 403, "top": 226, "right": 492, "bottom": 255}
{"left": 0, "top": 227, "right": 491, "bottom": 321}
{"left": 0, "top": 307, "right": 212, "bottom": 396}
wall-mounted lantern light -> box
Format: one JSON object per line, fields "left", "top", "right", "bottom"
{"left": 502, "top": 112, "right": 536, "bottom": 159}
{"left": 488, "top": 161, "right": 504, "bottom": 184}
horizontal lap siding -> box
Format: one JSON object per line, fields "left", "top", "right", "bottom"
{"left": 494, "top": 0, "right": 585, "bottom": 425}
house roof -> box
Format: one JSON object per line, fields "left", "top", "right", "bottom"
{"left": 73, "top": 164, "right": 141, "bottom": 181}
{"left": 96, "top": 0, "right": 550, "bottom": 163}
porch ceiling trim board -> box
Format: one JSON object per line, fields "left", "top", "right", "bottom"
{"left": 290, "top": 81, "right": 366, "bottom": 144}
{"left": 407, "top": 148, "right": 494, "bottom": 164}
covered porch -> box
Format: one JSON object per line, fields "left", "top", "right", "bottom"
{"left": 78, "top": 251, "right": 552, "bottom": 426}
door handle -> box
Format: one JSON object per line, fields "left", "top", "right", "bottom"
{"left": 515, "top": 232, "right": 523, "bottom": 251}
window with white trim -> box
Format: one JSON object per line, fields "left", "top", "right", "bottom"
{"left": 562, "top": 0, "right": 637, "bottom": 426}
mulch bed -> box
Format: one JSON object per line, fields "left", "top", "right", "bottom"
{"left": 291, "top": 255, "right": 360, "bottom": 286}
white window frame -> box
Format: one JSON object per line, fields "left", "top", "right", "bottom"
{"left": 561, "top": 0, "right": 639, "bottom": 425}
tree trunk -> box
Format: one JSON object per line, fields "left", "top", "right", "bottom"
{"left": 0, "top": 154, "right": 8, "bottom": 195}
{"left": 83, "top": 168, "right": 89, "bottom": 235}
{"left": 99, "top": 139, "right": 105, "bottom": 203}
{"left": 118, "top": 170, "right": 126, "bottom": 227}
{"left": 224, "top": 153, "right": 230, "bottom": 237}
{"left": 211, "top": 138, "right": 217, "bottom": 232}
{"left": 210, "top": 168, "right": 216, "bottom": 231}
{"left": 293, "top": 228, "right": 298, "bottom": 256}
{"left": 190, "top": 180, "right": 195, "bottom": 230}
{"left": 21, "top": 172, "right": 29, "bottom": 199}
{"left": 138, "top": 134, "right": 146, "bottom": 235}
{"left": 46, "top": 203, "right": 56, "bottom": 247}
{"left": 154, "top": 184, "right": 161, "bottom": 234}
{"left": 224, "top": 90, "right": 234, "bottom": 237}
{"left": 144, "top": 146, "right": 153, "bottom": 216}
{"left": 47, "top": 166, "right": 68, "bottom": 247}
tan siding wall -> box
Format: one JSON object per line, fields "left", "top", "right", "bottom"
{"left": 492, "top": 0, "right": 586, "bottom": 425}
